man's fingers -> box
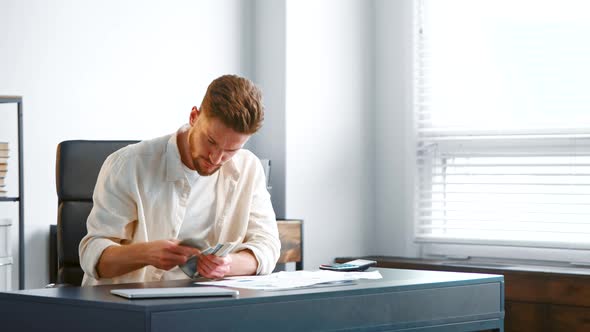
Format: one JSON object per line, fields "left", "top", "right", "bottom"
{"left": 197, "top": 263, "right": 212, "bottom": 278}
{"left": 197, "top": 254, "right": 231, "bottom": 278}
{"left": 198, "top": 256, "right": 224, "bottom": 277}
{"left": 159, "top": 252, "right": 190, "bottom": 267}
{"left": 169, "top": 243, "right": 200, "bottom": 256}
{"left": 198, "top": 256, "right": 217, "bottom": 271}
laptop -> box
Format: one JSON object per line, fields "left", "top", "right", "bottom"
{"left": 110, "top": 286, "right": 239, "bottom": 299}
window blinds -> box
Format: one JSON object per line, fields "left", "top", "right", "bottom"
{"left": 415, "top": 0, "right": 590, "bottom": 249}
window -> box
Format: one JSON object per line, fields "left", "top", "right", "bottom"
{"left": 415, "top": 0, "right": 590, "bottom": 258}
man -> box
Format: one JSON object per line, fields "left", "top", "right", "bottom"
{"left": 79, "top": 75, "right": 280, "bottom": 286}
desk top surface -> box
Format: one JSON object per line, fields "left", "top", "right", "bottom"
{"left": 1, "top": 268, "right": 503, "bottom": 312}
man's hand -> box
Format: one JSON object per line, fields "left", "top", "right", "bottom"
{"left": 197, "top": 254, "right": 233, "bottom": 279}
{"left": 97, "top": 239, "right": 199, "bottom": 279}
{"left": 196, "top": 249, "right": 259, "bottom": 279}
{"left": 145, "top": 240, "right": 200, "bottom": 270}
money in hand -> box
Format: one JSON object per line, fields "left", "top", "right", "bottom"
{"left": 204, "top": 242, "right": 236, "bottom": 257}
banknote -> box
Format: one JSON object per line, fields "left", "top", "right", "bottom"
{"left": 178, "top": 241, "right": 237, "bottom": 278}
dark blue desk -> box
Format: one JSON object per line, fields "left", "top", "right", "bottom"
{"left": 0, "top": 268, "right": 504, "bottom": 331}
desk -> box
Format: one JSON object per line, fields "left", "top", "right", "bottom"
{"left": 0, "top": 268, "right": 504, "bottom": 332}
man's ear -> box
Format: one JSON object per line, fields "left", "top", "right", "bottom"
{"left": 189, "top": 106, "right": 200, "bottom": 126}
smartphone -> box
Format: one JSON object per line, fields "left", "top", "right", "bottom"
{"left": 319, "top": 259, "right": 377, "bottom": 272}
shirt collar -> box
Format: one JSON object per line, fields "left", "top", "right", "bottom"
{"left": 165, "top": 131, "right": 185, "bottom": 182}
{"left": 219, "top": 153, "right": 240, "bottom": 183}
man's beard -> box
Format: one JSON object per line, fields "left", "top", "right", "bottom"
{"left": 187, "top": 129, "right": 221, "bottom": 176}
{"left": 193, "top": 156, "right": 221, "bottom": 176}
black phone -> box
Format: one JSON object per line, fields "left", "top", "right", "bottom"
{"left": 319, "top": 259, "right": 377, "bottom": 272}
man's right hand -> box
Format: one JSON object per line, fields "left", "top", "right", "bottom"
{"left": 144, "top": 240, "right": 200, "bottom": 270}
{"left": 96, "top": 240, "right": 200, "bottom": 279}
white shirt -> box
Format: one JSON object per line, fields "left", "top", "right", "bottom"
{"left": 178, "top": 162, "right": 217, "bottom": 245}
{"left": 162, "top": 139, "right": 219, "bottom": 281}
{"left": 79, "top": 130, "right": 280, "bottom": 286}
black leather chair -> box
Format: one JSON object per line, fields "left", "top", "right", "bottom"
{"left": 55, "top": 140, "right": 138, "bottom": 285}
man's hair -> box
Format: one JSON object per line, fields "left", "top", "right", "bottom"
{"left": 200, "top": 74, "right": 264, "bottom": 134}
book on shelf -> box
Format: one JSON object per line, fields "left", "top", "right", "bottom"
{"left": 0, "top": 172, "right": 4, "bottom": 196}
{"left": 0, "top": 142, "right": 8, "bottom": 197}
{"left": 0, "top": 142, "right": 8, "bottom": 167}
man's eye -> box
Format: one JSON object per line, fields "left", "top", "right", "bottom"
{"left": 208, "top": 139, "right": 215, "bottom": 145}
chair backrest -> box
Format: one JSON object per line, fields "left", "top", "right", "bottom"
{"left": 56, "top": 140, "right": 138, "bottom": 285}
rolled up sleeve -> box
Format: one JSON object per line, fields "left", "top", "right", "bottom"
{"left": 234, "top": 162, "right": 280, "bottom": 275}
{"left": 78, "top": 152, "right": 138, "bottom": 280}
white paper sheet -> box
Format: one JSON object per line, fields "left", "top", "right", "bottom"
{"left": 195, "top": 270, "right": 382, "bottom": 291}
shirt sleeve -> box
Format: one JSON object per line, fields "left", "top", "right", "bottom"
{"left": 234, "top": 160, "right": 281, "bottom": 275}
{"left": 78, "top": 151, "right": 138, "bottom": 280}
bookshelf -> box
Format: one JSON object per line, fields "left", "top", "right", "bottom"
{"left": 0, "top": 96, "right": 24, "bottom": 290}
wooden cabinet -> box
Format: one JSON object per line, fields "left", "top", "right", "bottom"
{"left": 504, "top": 302, "right": 547, "bottom": 332}
{"left": 336, "top": 256, "right": 590, "bottom": 332}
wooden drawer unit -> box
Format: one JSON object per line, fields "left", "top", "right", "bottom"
{"left": 336, "top": 256, "right": 590, "bottom": 332}
{"left": 504, "top": 301, "right": 547, "bottom": 332}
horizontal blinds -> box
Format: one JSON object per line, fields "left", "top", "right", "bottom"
{"left": 416, "top": 135, "right": 590, "bottom": 248}
{"left": 414, "top": 0, "right": 590, "bottom": 249}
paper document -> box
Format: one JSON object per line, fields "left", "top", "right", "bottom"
{"left": 195, "top": 270, "right": 382, "bottom": 291}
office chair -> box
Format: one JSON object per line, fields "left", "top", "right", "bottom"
{"left": 55, "top": 140, "right": 138, "bottom": 285}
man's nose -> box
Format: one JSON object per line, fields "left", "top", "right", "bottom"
{"left": 209, "top": 149, "right": 224, "bottom": 165}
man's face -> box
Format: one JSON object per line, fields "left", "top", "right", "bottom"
{"left": 187, "top": 109, "right": 250, "bottom": 176}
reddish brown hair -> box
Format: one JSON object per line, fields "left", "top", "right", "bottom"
{"left": 200, "top": 75, "right": 264, "bottom": 134}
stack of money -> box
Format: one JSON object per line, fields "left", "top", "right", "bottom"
{"left": 200, "top": 242, "right": 236, "bottom": 257}
{"left": 178, "top": 241, "right": 237, "bottom": 278}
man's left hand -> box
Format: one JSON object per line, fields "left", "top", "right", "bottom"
{"left": 197, "top": 253, "right": 232, "bottom": 279}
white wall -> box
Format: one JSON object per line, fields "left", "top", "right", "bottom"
{"left": 249, "top": 0, "right": 287, "bottom": 218}
{"left": 373, "top": 0, "right": 418, "bottom": 257}
{"left": 285, "top": 0, "right": 375, "bottom": 269}
{"left": 0, "top": 0, "right": 251, "bottom": 288}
